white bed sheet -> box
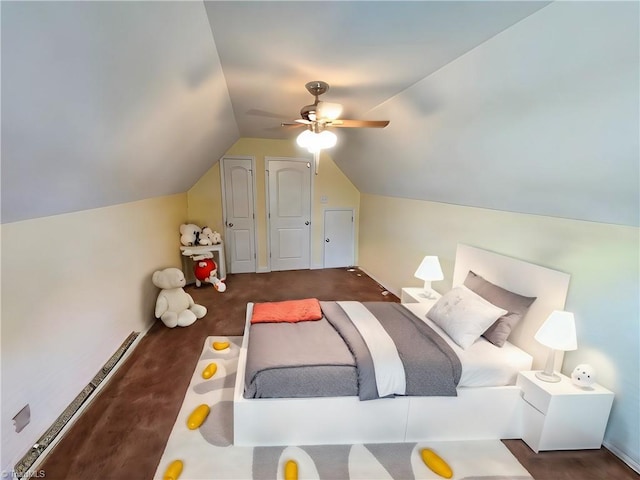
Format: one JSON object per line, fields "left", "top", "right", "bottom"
{"left": 402, "top": 303, "right": 533, "bottom": 387}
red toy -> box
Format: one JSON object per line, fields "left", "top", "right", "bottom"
{"left": 193, "top": 257, "right": 226, "bottom": 292}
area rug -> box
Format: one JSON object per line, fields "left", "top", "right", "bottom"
{"left": 153, "top": 336, "right": 533, "bottom": 480}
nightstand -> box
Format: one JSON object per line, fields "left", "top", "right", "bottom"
{"left": 400, "top": 287, "right": 441, "bottom": 304}
{"left": 517, "top": 370, "right": 614, "bottom": 452}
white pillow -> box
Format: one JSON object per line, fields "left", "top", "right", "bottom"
{"left": 427, "top": 285, "right": 508, "bottom": 349}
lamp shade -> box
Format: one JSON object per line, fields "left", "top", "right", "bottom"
{"left": 534, "top": 310, "right": 577, "bottom": 351}
{"left": 414, "top": 256, "right": 444, "bottom": 282}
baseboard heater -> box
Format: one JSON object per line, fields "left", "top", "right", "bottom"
{"left": 14, "top": 332, "right": 140, "bottom": 479}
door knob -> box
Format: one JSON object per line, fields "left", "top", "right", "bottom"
{"left": 325, "top": 238, "right": 330, "bottom": 243}
{"left": 228, "top": 222, "right": 234, "bottom": 227}
{"left": 305, "top": 221, "right": 310, "bottom": 225}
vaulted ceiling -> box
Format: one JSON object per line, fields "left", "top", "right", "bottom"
{"left": 2, "top": 1, "right": 638, "bottom": 226}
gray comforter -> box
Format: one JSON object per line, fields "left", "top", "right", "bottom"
{"left": 244, "top": 301, "right": 461, "bottom": 400}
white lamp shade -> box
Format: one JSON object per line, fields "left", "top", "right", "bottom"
{"left": 414, "top": 256, "right": 444, "bottom": 282}
{"left": 535, "top": 310, "right": 577, "bottom": 351}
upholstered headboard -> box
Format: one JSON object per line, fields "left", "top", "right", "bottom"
{"left": 452, "top": 244, "right": 571, "bottom": 371}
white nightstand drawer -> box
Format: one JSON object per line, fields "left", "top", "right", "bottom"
{"left": 517, "top": 373, "right": 551, "bottom": 414}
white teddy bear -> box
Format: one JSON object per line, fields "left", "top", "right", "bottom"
{"left": 180, "top": 223, "right": 202, "bottom": 246}
{"left": 199, "top": 227, "right": 222, "bottom": 246}
{"left": 152, "top": 267, "right": 207, "bottom": 328}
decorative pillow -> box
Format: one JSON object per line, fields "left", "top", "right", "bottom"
{"left": 427, "top": 285, "right": 508, "bottom": 349}
{"left": 251, "top": 298, "right": 322, "bottom": 324}
{"left": 464, "top": 271, "right": 537, "bottom": 347}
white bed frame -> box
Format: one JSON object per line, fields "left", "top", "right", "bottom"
{"left": 233, "top": 244, "right": 570, "bottom": 446}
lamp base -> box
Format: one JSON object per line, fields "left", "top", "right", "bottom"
{"left": 421, "top": 289, "right": 438, "bottom": 300}
{"left": 535, "top": 371, "right": 561, "bottom": 383}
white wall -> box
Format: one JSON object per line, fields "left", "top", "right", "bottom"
{"left": 0, "top": 195, "right": 187, "bottom": 472}
{"left": 359, "top": 194, "right": 639, "bottom": 469}
{"left": 188, "top": 138, "right": 360, "bottom": 271}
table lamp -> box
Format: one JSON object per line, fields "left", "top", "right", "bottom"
{"left": 414, "top": 256, "right": 444, "bottom": 299}
{"left": 534, "top": 310, "right": 577, "bottom": 382}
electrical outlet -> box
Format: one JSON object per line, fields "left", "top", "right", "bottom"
{"left": 13, "top": 404, "right": 30, "bottom": 433}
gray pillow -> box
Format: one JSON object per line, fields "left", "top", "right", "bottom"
{"left": 463, "top": 271, "right": 537, "bottom": 347}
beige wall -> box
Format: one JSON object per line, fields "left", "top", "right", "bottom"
{"left": 358, "top": 193, "right": 639, "bottom": 464}
{"left": 1, "top": 194, "right": 187, "bottom": 469}
{"left": 187, "top": 138, "right": 360, "bottom": 270}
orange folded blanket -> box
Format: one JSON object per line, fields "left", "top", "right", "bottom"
{"left": 251, "top": 298, "right": 322, "bottom": 324}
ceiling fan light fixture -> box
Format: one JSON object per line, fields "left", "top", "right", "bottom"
{"left": 318, "top": 130, "right": 337, "bottom": 148}
{"left": 296, "top": 129, "right": 315, "bottom": 148}
{"left": 296, "top": 129, "right": 337, "bottom": 153}
{"left": 317, "top": 101, "right": 343, "bottom": 120}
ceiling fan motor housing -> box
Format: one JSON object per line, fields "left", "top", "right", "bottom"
{"left": 300, "top": 104, "right": 317, "bottom": 121}
{"left": 305, "top": 80, "right": 329, "bottom": 97}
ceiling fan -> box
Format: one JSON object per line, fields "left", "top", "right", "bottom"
{"left": 282, "top": 81, "right": 389, "bottom": 174}
{"left": 282, "top": 80, "right": 390, "bottom": 131}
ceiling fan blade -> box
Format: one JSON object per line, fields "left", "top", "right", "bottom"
{"left": 280, "top": 122, "right": 306, "bottom": 129}
{"left": 330, "top": 119, "right": 390, "bottom": 128}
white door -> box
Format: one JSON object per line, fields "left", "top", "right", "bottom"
{"left": 324, "top": 209, "right": 355, "bottom": 268}
{"left": 267, "top": 158, "right": 312, "bottom": 271}
{"left": 221, "top": 156, "right": 257, "bottom": 273}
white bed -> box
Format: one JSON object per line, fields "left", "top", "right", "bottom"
{"left": 233, "top": 244, "right": 570, "bottom": 446}
{"left": 403, "top": 302, "right": 534, "bottom": 388}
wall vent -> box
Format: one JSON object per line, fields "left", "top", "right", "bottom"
{"left": 13, "top": 332, "right": 139, "bottom": 479}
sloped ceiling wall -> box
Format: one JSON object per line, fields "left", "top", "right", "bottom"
{"left": 1, "top": 1, "right": 238, "bottom": 223}
{"left": 337, "top": 2, "right": 639, "bottom": 226}
{"left": 2, "top": 1, "right": 638, "bottom": 226}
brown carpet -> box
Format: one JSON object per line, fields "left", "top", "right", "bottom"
{"left": 36, "top": 268, "right": 637, "bottom": 480}
{"left": 37, "top": 268, "right": 396, "bottom": 480}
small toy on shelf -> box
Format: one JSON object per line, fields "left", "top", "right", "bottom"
{"left": 179, "top": 223, "right": 202, "bottom": 246}
{"left": 198, "top": 227, "right": 222, "bottom": 246}
{"left": 571, "top": 364, "right": 596, "bottom": 388}
{"left": 152, "top": 267, "right": 207, "bottom": 328}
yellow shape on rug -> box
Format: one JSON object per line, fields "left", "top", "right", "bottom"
{"left": 163, "top": 459, "right": 183, "bottom": 480}
{"left": 187, "top": 404, "right": 210, "bottom": 430}
{"left": 212, "top": 341, "right": 230, "bottom": 351}
{"left": 201, "top": 362, "right": 218, "bottom": 379}
{"left": 421, "top": 448, "right": 453, "bottom": 479}
{"left": 284, "top": 459, "right": 298, "bottom": 480}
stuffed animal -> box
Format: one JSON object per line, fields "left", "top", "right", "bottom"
{"left": 199, "top": 227, "right": 222, "bottom": 246}
{"left": 192, "top": 254, "right": 226, "bottom": 292}
{"left": 152, "top": 267, "right": 207, "bottom": 328}
{"left": 180, "top": 223, "right": 202, "bottom": 246}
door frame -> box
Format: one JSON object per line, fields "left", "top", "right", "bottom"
{"left": 323, "top": 207, "right": 355, "bottom": 268}
{"left": 264, "top": 156, "right": 314, "bottom": 272}
{"left": 219, "top": 155, "right": 258, "bottom": 273}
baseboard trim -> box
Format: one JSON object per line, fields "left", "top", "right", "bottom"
{"left": 356, "top": 266, "right": 399, "bottom": 298}
{"left": 15, "top": 328, "right": 149, "bottom": 478}
{"left": 603, "top": 440, "right": 640, "bottom": 474}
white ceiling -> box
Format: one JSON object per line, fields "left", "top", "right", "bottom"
{"left": 204, "top": 1, "right": 549, "bottom": 139}
{"left": 2, "top": 1, "right": 638, "bottom": 226}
